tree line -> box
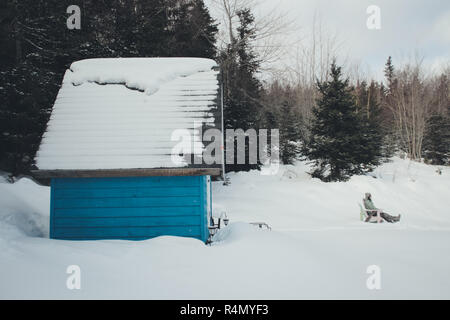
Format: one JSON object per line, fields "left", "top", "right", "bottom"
{"left": 262, "top": 57, "right": 449, "bottom": 181}
{"left": 0, "top": 0, "right": 448, "bottom": 182}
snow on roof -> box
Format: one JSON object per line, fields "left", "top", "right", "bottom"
{"left": 35, "top": 58, "right": 221, "bottom": 170}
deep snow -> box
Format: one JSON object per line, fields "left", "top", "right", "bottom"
{"left": 1, "top": 158, "right": 449, "bottom": 299}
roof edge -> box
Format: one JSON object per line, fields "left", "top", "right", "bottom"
{"left": 32, "top": 168, "right": 221, "bottom": 180}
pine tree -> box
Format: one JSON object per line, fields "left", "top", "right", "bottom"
{"left": 304, "top": 61, "right": 376, "bottom": 182}
{"left": 0, "top": 0, "right": 66, "bottom": 175}
{"left": 279, "top": 101, "right": 301, "bottom": 165}
{"left": 219, "top": 8, "right": 262, "bottom": 172}
{"left": 423, "top": 113, "right": 450, "bottom": 165}
{"left": 354, "top": 80, "right": 384, "bottom": 165}
{"left": 381, "top": 56, "right": 400, "bottom": 157}
{"left": 384, "top": 56, "right": 395, "bottom": 91}
{"left": 166, "top": 0, "right": 218, "bottom": 59}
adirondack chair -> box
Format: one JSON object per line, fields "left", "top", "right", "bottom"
{"left": 358, "top": 203, "right": 383, "bottom": 223}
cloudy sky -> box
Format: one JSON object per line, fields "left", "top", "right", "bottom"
{"left": 207, "top": 0, "right": 450, "bottom": 81}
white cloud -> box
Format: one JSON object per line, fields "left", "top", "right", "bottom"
{"left": 206, "top": 0, "right": 450, "bottom": 80}
{"left": 431, "top": 10, "right": 450, "bottom": 45}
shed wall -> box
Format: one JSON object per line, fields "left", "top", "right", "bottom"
{"left": 50, "top": 175, "right": 209, "bottom": 242}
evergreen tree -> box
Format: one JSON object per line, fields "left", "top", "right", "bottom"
{"left": 0, "top": 0, "right": 67, "bottom": 175}
{"left": 0, "top": 60, "right": 54, "bottom": 175}
{"left": 219, "top": 8, "right": 262, "bottom": 172}
{"left": 354, "top": 80, "right": 384, "bottom": 165}
{"left": 381, "top": 56, "right": 400, "bottom": 156}
{"left": 423, "top": 113, "right": 450, "bottom": 165}
{"left": 384, "top": 56, "right": 395, "bottom": 91}
{"left": 166, "top": 0, "right": 218, "bottom": 59}
{"left": 304, "top": 61, "right": 377, "bottom": 182}
{"left": 279, "top": 101, "right": 301, "bottom": 165}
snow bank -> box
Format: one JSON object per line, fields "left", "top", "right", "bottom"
{"left": 0, "top": 178, "right": 49, "bottom": 238}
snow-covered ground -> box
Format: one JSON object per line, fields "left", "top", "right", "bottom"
{"left": 1, "top": 158, "right": 449, "bottom": 299}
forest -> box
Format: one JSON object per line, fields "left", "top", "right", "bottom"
{"left": 0, "top": 0, "right": 448, "bottom": 181}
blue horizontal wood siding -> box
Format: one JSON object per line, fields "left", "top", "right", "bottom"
{"left": 50, "top": 176, "right": 209, "bottom": 242}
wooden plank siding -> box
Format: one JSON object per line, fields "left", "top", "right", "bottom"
{"left": 50, "top": 175, "right": 209, "bottom": 242}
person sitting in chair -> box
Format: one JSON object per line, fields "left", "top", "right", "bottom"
{"left": 363, "top": 193, "right": 401, "bottom": 223}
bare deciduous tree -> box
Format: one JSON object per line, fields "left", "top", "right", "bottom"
{"left": 208, "top": 0, "right": 296, "bottom": 74}
{"left": 387, "top": 57, "right": 435, "bottom": 160}
{"left": 279, "top": 14, "right": 342, "bottom": 131}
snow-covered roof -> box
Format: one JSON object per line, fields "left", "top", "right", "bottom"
{"left": 35, "top": 58, "right": 222, "bottom": 172}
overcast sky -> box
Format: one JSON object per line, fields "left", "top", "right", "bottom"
{"left": 207, "top": 0, "right": 450, "bottom": 81}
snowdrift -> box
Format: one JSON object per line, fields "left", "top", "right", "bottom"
{"left": 0, "top": 177, "right": 49, "bottom": 238}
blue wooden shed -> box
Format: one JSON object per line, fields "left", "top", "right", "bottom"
{"left": 33, "top": 58, "right": 223, "bottom": 242}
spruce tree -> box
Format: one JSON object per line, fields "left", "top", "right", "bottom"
{"left": 305, "top": 61, "right": 376, "bottom": 181}
{"left": 279, "top": 101, "right": 301, "bottom": 165}
{"left": 220, "top": 8, "right": 262, "bottom": 172}
{"left": 0, "top": 0, "right": 65, "bottom": 175}
{"left": 423, "top": 113, "right": 450, "bottom": 165}
{"left": 384, "top": 56, "right": 395, "bottom": 91}
{"left": 166, "top": 0, "right": 218, "bottom": 59}
{"left": 381, "top": 56, "right": 400, "bottom": 156}
{"left": 354, "top": 81, "right": 383, "bottom": 166}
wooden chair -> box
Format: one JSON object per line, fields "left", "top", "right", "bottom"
{"left": 358, "top": 203, "right": 383, "bottom": 223}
